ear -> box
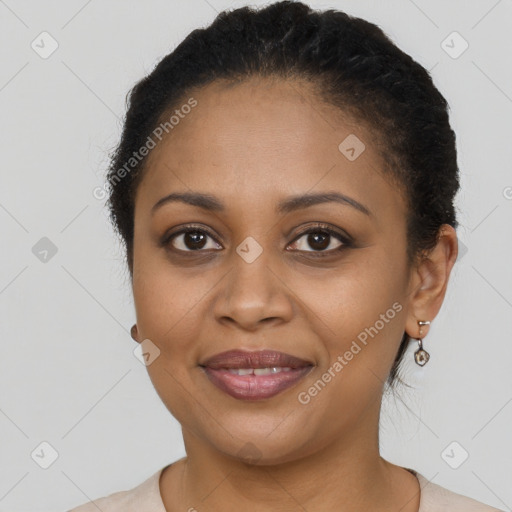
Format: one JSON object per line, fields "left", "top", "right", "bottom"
{"left": 404, "top": 224, "right": 459, "bottom": 339}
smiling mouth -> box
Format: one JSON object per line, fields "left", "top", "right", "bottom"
{"left": 199, "top": 349, "right": 314, "bottom": 400}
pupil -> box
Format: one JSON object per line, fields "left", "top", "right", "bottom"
{"left": 309, "top": 232, "right": 329, "bottom": 251}
{"left": 185, "top": 231, "right": 206, "bottom": 250}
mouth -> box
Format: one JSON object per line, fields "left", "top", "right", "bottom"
{"left": 199, "top": 349, "right": 314, "bottom": 401}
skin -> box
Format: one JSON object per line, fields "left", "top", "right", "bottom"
{"left": 130, "top": 76, "right": 458, "bottom": 512}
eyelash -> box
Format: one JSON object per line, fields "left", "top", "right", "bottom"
{"left": 161, "top": 222, "right": 352, "bottom": 258}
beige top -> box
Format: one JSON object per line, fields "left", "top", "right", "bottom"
{"left": 68, "top": 465, "right": 504, "bottom": 512}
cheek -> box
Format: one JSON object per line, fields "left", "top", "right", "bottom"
{"left": 295, "top": 252, "right": 407, "bottom": 367}
{"left": 290, "top": 273, "right": 405, "bottom": 425}
{"left": 133, "top": 271, "right": 202, "bottom": 343}
{"left": 132, "top": 250, "right": 217, "bottom": 374}
{"left": 132, "top": 262, "right": 204, "bottom": 413}
{"left": 132, "top": 236, "right": 187, "bottom": 335}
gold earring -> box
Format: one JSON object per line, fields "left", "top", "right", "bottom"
{"left": 414, "top": 320, "right": 431, "bottom": 366}
{"left": 130, "top": 324, "right": 138, "bottom": 342}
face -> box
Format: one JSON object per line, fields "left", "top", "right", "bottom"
{"left": 131, "top": 77, "right": 418, "bottom": 464}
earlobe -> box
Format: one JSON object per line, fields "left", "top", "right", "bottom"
{"left": 404, "top": 224, "right": 458, "bottom": 338}
{"left": 131, "top": 323, "right": 140, "bottom": 343}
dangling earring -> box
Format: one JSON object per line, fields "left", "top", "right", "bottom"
{"left": 414, "top": 320, "right": 431, "bottom": 366}
{"left": 130, "top": 324, "right": 138, "bottom": 342}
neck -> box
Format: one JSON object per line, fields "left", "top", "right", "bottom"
{"left": 160, "top": 400, "right": 420, "bottom": 511}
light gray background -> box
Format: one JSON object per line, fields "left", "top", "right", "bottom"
{"left": 0, "top": 0, "right": 511, "bottom": 510}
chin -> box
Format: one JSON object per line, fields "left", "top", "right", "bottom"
{"left": 205, "top": 426, "right": 318, "bottom": 467}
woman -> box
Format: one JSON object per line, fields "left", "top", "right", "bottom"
{"left": 69, "top": 1, "right": 504, "bottom": 510}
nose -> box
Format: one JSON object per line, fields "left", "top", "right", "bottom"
{"left": 212, "top": 249, "right": 295, "bottom": 331}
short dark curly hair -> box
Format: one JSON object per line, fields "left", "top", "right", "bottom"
{"left": 105, "top": 0, "right": 460, "bottom": 389}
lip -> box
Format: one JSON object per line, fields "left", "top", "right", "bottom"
{"left": 199, "top": 350, "right": 314, "bottom": 401}
{"left": 200, "top": 349, "right": 313, "bottom": 369}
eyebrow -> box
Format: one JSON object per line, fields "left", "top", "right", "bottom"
{"left": 151, "top": 191, "right": 372, "bottom": 217}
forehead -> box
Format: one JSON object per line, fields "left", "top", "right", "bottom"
{"left": 136, "top": 77, "right": 403, "bottom": 219}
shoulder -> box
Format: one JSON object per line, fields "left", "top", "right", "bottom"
{"left": 67, "top": 466, "right": 166, "bottom": 512}
{"left": 414, "top": 471, "right": 505, "bottom": 512}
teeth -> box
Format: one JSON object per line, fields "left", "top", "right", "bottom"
{"left": 226, "top": 367, "right": 292, "bottom": 376}
{"left": 254, "top": 368, "right": 276, "bottom": 376}
{"left": 229, "top": 368, "right": 254, "bottom": 376}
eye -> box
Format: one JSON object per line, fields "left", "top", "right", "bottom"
{"left": 287, "top": 224, "right": 351, "bottom": 255}
{"left": 163, "top": 225, "right": 222, "bottom": 252}
{"left": 161, "top": 222, "right": 351, "bottom": 256}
